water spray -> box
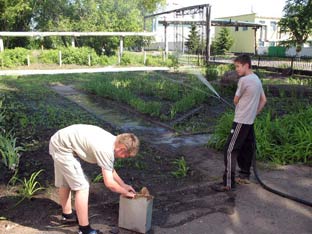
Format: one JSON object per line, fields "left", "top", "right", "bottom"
{"left": 193, "top": 71, "right": 234, "bottom": 109}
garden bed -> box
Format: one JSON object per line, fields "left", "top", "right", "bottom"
{"left": 0, "top": 70, "right": 311, "bottom": 233}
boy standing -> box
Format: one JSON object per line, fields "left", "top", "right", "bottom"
{"left": 49, "top": 124, "right": 140, "bottom": 234}
{"left": 213, "top": 54, "right": 267, "bottom": 192}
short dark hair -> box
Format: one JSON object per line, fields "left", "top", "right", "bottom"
{"left": 234, "top": 54, "right": 252, "bottom": 68}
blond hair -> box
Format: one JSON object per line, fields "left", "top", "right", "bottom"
{"left": 116, "top": 133, "right": 140, "bottom": 156}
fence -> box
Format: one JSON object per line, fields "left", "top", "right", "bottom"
{"left": 258, "top": 46, "right": 312, "bottom": 58}
{"left": 211, "top": 56, "right": 312, "bottom": 74}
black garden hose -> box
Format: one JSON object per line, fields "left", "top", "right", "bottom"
{"left": 252, "top": 145, "right": 312, "bottom": 207}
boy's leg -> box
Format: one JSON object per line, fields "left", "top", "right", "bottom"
{"left": 222, "top": 123, "right": 251, "bottom": 188}
{"left": 75, "top": 188, "right": 90, "bottom": 226}
{"left": 218, "top": 122, "right": 250, "bottom": 190}
{"left": 237, "top": 125, "right": 255, "bottom": 180}
{"left": 59, "top": 187, "right": 72, "bottom": 214}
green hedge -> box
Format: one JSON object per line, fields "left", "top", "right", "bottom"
{"left": 0, "top": 48, "right": 29, "bottom": 67}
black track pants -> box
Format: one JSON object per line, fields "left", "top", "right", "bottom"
{"left": 223, "top": 122, "right": 255, "bottom": 188}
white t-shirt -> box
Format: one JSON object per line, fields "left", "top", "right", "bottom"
{"left": 234, "top": 73, "right": 264, "bottom": 125}
{"left": 49, "top": 124, "right": 115, "bottom": 171}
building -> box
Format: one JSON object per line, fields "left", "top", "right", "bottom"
{"left": 214, "top": 13, "right": 289, "bottom": 54}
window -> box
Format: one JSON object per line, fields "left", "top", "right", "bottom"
{"left": 270, "top": 21, "right": 277, "bottom": 31}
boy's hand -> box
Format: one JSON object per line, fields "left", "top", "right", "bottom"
{"left": 123, "top": 184, "right": 135, "bottom": 193}
{"left": 124, "top": 190, "right": 136, "bottom": 198}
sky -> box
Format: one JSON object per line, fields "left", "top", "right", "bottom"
{"left": 165, "top": 0, "right": 287, "bottom": 18}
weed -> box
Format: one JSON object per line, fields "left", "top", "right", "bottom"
{"left": 7, "top": 169, "right": 19, "bottom": 186}
{"left": 0, "top": 132, "right": 24, "bottom": 171}
{"left": 92, "top": 173, "right": 103, "bottom": 183}
{"left": 17, "top": 169, "right": 45, "bottom": 203}
{"left": 171, "top": 156, "right": 189, "bottom": 178}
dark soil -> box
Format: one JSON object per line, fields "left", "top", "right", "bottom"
{"left": 0, "top": 71, "right": 311, "bottom": 234}
{"left": 0, "top": 132, "right": 230, "bottom": 234}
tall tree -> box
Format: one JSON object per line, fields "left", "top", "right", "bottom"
{"left": 0, "top": 0, "right": 165, "bottom": 51}
{"left": 214, "top": 27, "right": 234, "bottom": 55}
{"left": 278, "top": 0, "right": 312, "bottom": 54}
{"left": 0, "top": 0, "right": 39, "bottom": 48}
{"left": 185, "top": 24, "right": 201, "bottom": 54}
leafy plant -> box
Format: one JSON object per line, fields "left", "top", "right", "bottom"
{"left": 92, "top": 173, "right": 103, "bottom": 183}
{"left": 8, "top": 169, "right": 19, "bottom": 186}
{"left": 18, "top": 170, "right": 45, "bottom": 202}
{"left": 0, "top": 132, "right": 24, "bottom": 171}
{"left": 171, "top": 156, "right": 189, "bottom": 178}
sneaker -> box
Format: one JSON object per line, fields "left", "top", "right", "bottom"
{"left": 78, "top": 228, "right": 101, "bottom": 234}
{"left": 235, "top": 177, "right": 250, "bottom": 185}
{"left": 211, "top": 182, "right": 236, "bottom": 192}
{"left": 61, "top": 212, "right": 78, "bottom": 223}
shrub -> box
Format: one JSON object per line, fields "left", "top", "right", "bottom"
{"left": 0, "top": 48, "right": 29, "bottom": 67}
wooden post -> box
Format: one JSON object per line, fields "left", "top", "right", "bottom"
{"left": 119, "top": 36, "right": 124, "bottom": 58}
{"left": 118, "top": 48, "right": 121, "bottom": 65}
{"left": 143, "top": 51, "right": 146, "bottom": 65}
{"left": 0, "top": 37, "right": 4, "bottom": 52}
{"left": 27, "top": 55, "right": 30, "bottom": 66}
{"left": 88, "top": 54, "right": 91, "bottom": 66}
{"left": 71, "top": 37, "right": 75, "bottom": 47}
{"left": 59, "top": 50, "right": 62, "bottom": 66}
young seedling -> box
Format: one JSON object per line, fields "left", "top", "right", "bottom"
{"left": 171, "top": 156, "right": 189, "bottom": 178}
{"left": 17, "top": 169, "right": 45, "bottom": 205}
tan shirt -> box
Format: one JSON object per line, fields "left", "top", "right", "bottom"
{"left": 49, "top": 124, "right": 115, "bottom": 171}
{"left": 234, "top": 73, "right": 264, "bottom": 124}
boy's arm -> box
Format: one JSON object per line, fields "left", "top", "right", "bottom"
{"left": 101, "top": 168, "right": 135, "bottom": 197}
{"left": 112, "top": 169, "right": 135, "bottom": 193}
{"left": 257, "top": 92, "right": 267, "bottom": 114}
{"left": 233, "top": 95, "right": 240, "bottom": 106}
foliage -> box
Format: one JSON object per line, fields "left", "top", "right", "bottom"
{"left": 206, "top": 63, "right": 235, "bottom": 81}
{"left": 0, "top": 132, "right": 24, "bottom": 171}
{"left": 171, "top": 156, "right": 189, "bottom": 178}
{"left": 207, "top": 112, "right": 234, "bottom": 150}
{"left": 83, "top": 72, "right": 210, "bottom": 120}
{"left": 0, "top": 47, "right": 178, "bottom": 68}
{"left": 185, "top": 24, "right": 203, "bottom": 54}
{"left": 208, "top": 106, "right": 312, "bottom": 165}
{"left": 61, "top": 47, "right": 100, "bottom": 65}
{"left": 92, "top": 173, "right": 103, "bottom": 183}
{"left": 278, "top": 0, "right": 312, "bottom": 53}
{"left": 0, "top": 48, "right": 29, "bottom": 67}
{"left": 38, "top": 49, "right": 59, "bottom": 64}
{"left": 18, "top": 169, "right": 45, "bottom": 202}
{"left": 214, "top": 28, "right": 234, "bottom": 55}
{"left": 0, "top": 0, "right": 165, "bottom": 51}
